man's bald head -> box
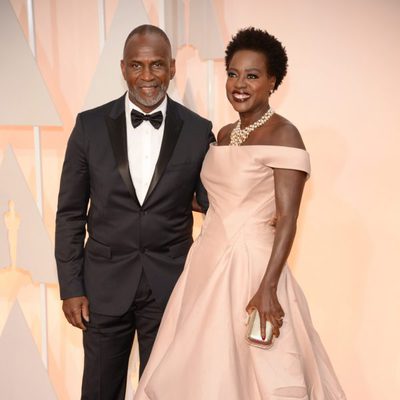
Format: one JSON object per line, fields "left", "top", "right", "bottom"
{"left": 123, "top": 24, "right": 172, "bottom": 59}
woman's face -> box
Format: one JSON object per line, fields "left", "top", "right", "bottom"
{"left": 226, "top": 50, "right": 276, "bottom": 116}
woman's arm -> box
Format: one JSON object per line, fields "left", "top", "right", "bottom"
{"left": 246, "top": 167, "right": 307, "bottom": 339}
{"left": 246, "top": 120, "right": 307, "bottom": 340}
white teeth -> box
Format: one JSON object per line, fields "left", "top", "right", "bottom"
{"left": 233, "top": 93, "right": 250, "bottom": 100}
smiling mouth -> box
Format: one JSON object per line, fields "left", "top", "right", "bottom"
{"left": 232, "top": 92, "right": 250, "bottom": 102}
{"left": 141, "top": 85, "right": 158, "bottom": 90}
{"left": 139, "top": 86, "right": 160, "bottom": 97}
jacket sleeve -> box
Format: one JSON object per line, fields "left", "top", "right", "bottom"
{"left": 195, "top": 123, "right": 215, "bottom": 213}
{"left": 55, "top": 114, "right": 90, "bottom": 299}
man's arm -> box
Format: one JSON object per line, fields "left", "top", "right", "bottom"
{"left": 55, "top": 114, "right": 90, "bottom": 329}
{"left": 193, "top": 126, "right": 215, "bottom": 213}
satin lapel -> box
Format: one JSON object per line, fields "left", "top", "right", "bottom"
{"left": 143, "top": 98, "right": 183, "bottom": 204}
{"left": 106, "top": 97, "right": 140, "bottom": 205}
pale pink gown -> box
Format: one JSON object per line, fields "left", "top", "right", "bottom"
{"left": 134, "top": 145, "right": 346, "bottom": 400}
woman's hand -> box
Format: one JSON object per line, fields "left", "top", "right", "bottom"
{"left": 246, "top": 284, "right": 284, "bottom": 340}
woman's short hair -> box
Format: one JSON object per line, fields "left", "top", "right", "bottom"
{"left": 225, "top": 27, "right": 288, "bottom": 91}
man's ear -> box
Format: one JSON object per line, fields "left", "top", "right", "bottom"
{"left": 120, "top": 59, "right": 127, "bottom": 81}
{"left": 170, "top": 59, "right": 176, "bottom": 79}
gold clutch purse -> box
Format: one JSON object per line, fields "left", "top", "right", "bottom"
{"left": 245, "top": 309, "right": 273, "bottom": 349}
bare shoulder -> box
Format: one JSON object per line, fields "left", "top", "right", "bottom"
{"left": 255, "top": 114, "right": 306, "bottom": 150}
{"left": 217, "top": 122, "right": 236, "bottom": 145}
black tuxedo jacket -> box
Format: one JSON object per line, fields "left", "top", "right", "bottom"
{"left": 55, "top": 94, "right": 214, "bottom": 316}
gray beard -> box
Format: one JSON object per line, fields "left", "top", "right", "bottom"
{"left": 129, "top": 85, "right": 167, "bottom": 109}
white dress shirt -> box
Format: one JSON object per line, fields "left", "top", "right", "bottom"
{"left": 125, "top": 93, "right": 167, "bottom": 205}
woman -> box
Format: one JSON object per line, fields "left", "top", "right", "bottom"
{"left": 135, "top": 27, "right": 346, "bottom": 399}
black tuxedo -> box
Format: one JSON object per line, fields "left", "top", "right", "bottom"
{"left": 55, "top": 94, "right": 214, "bottom": 399}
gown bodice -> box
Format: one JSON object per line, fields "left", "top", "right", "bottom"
{"left": 199, "top": 144, "right": 311, "bottom": 242}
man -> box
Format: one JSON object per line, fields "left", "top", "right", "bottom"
{"left": 55, "top": 24, "right": 214, "bottom": 399}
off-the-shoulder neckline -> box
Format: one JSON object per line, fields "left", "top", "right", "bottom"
{"left": 211, "top": 143, "right": 308, "bottom": 152}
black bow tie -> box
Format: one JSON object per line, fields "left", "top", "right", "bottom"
{"left": 131, "top": 109, "right": 163, "bottom": 129}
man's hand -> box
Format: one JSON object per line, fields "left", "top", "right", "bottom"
{"left": 269, "top": 216, "right": 278, "bottom": 227}
{"left": 191, "top": 195, "right": 204, "bottom": 213}
{"left": 62, "top": 296, "right": 89, "bottom": 330}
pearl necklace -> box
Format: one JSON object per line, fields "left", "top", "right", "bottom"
{"left": 229, "top": 108, "right": 274, "bottom": 146}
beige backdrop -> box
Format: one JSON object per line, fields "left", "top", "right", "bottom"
{"left": 1, "top": 0, "right": 399, "bottom": 399}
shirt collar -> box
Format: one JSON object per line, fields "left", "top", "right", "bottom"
{"left": 125, "top": 92, "right": 167, "bottom": 117}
